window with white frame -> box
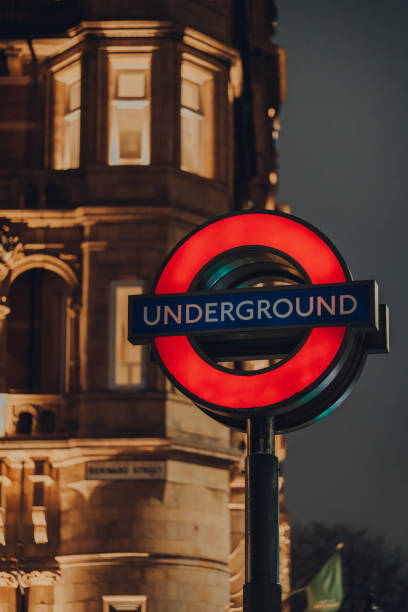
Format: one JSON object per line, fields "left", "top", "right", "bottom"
{"left": 63, "top": 79, "right": 81, "bottom": 168}
{"left": 102, "top": 595, "right": 147, "bottom": 612}
{"left": 53, "top": 59, "right": 81, "bottom": 169}
{"left": 110, "top": 282, "right": 144, "bottom": 388}
{"left": 108, "top": 53, "right": 151, "bottom": 165}
{"left": 180, "top": 58, "right": 214, "bottom": 177}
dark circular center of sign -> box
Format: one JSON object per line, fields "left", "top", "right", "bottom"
{"left": 189, "top": 246, "right": 310, "bottom": 373}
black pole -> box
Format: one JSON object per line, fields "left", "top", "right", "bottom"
{"left": 17, "top": 588, "right": 28, "bottom": 612}
{"left": 243, "top": 416, "right": 282, "bottom": 612}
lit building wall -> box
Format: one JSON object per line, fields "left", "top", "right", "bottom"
{"left": 0, "top": 1, "right": 290, "bottom": 610}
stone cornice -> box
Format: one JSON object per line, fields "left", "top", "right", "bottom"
{"left": 4, "top": 21, "right": 238, "bottom": 65}
{"left": 56, "top": 551, "right": 228, "bottom": 573}
{"left": 0, "top": 436, "right": 240, "bottom": 469}
{"left": 0, "top": 205, "right": 207, "bottom": 229}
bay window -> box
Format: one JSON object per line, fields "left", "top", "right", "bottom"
{"left": 108, "top": 54, "right": 151, "bottom": 165}
{"left": 52, "top": 59, "right": 81, "bottom": 169}
{"left": 180, "top": 57, "right": 214, "bottom": 178}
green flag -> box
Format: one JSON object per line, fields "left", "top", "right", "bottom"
{"left": 305, "top": 550, "right": 344, "bottom": 611}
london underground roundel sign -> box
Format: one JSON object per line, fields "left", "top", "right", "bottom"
{"left": 128, "top": 212, "right": 388, "bottom": 432}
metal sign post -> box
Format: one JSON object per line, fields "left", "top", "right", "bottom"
{"left": 244, "top": 416, "right": 281, "bottom": 612}
{"left": 128, "top": 211, "right": 389, "bottom": 612}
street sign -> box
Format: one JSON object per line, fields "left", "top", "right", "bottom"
{"left": 129, "top": 281, "right": 377, "bottom": 340}
{"left": 128, "top": 211, "right": 388, "bottom": 432}
{"left": 127, "top": 210, "right": 389, "bottom": 612}
{"left": 86, "top": 461, "right": 166, "bottom": 481}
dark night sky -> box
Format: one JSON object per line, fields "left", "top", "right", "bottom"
{"left": 276, "top": 0, "right": 408, "bottom": 552}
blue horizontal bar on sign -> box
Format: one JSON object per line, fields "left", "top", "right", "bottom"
{"left": 128, "top": 281, "right": 378, "bottom": 344}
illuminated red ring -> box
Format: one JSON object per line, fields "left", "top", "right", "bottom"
{"left": 153, "top": 212, "right": 348, "bottom": 412}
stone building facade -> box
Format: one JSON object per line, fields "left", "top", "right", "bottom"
{"left": 0, "top": 1, "right": 290, "bottom": 610}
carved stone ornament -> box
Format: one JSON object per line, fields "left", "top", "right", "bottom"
{"left": 0, "top": 571, "right": 19, "bottom": 587}
{"left": 18, "top": 570, "right": 60, "bottom": 587}
{"left": 0, "top": 219, "right": 20, "bottom": 264}
{"left": 0, "top": 219, "right": 24, "bottom": 286}
{"left": 0, "top": 557, "right": 60, "bottom": 588}
{"left": 0, "top": 264, "right": 9, "bottom": 283}
{"left": 0, "top": 569, "right": 61, "bottom": 589}
{"left": 0, "top": 299, "right": 10, "bottom": 319}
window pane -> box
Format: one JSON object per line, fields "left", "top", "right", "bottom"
{"left": 117, "top": 71, "right": 146, "bottom": 98}
{"left": 108, "top": 56, "right": 151, "bottom": 166}
{"left": 181, "top": 79, "right": 200, "bottom": 111}
{"left": 53, "top": 61, "right": 81, "bottom": 170}
{"left": 114, "top": 285, "right": 143, "bottom": 386}
{"left": 69, "top": 80, "right": 81, "bottom": 111}
{"left": 180, "top": 60, "right": 214, "bottom": 178}
{"left": 118, "top": 108, "right": 142, "bottom": 159}
{"left": 63, "top": 110, "right": 80, "bottom": 169}
{"left": 115, "top": 106, "right": 149, "bottom": 161}
{"left": 181, "top": 110, "right": 203, "bottom": 174}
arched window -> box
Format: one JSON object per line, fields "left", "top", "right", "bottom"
{"left": 6, "top": 268, "right": 69, "bottom": 393}
{"left": 16, "top": 412, "right": 33, "bottom": 435}
{"left": 38, "top": 410, "right": 55, "bottom": 434}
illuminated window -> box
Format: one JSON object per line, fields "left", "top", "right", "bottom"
{"left": 102, "top": 595, "right": 147, "bottom": 611}
{"left": 108, "top": 54, "right": 151, "bottom": 165}
{"left": 53, "top": 60, "right": 81, "bottom": 169}
{"left": 110, "top": 282, "right": 144, "bottom": 388}
{"left": 29, "top": 460, "right": 53, "bottom": 545}
{"left": 0, "top": 462, "right": 11, "bottom": 547}
{"left": 180, "top": 59, "right": 214, "bottom": 177}
{"left": 63, "top": 79, "right": 81, "bottom": 168}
